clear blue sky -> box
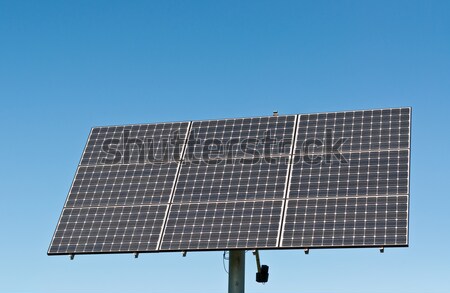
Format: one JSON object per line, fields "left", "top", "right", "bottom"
{"left": 1, "top": 1, "right": 449, "bottom": 292}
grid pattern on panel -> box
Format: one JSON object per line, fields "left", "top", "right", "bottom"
{"left": 49, "top": 205, "right": 168, "bottom": 254}
{"left": 185, "top": 115, "right": 296, "bottom": 161}
{"left": 282, "top": 196, "right": 408, "bottom": 247}
{"left": 49, "top": 122, "right": 190, "bottom": 254}
{"left": 66, "top": 163, "right": 179, "bottom": 208}
{"left": 160, "top": 200, "right": 283, "bottom": 251}
{"left": 173, "top": 158, "right": 290, "bottom": 203}
{"left": 81, "top": 122, "right": 190, "bottom": 166}
{"left": 289, "top": 150, "right": 409, "bottom": 198}
{"left": 49, "top": 108, "right": 411, "bottom": 254}
{"left": 160, "top": 116, "right": 296, "bottom": 251}
{"left": 282, "top": 107, "right": 411, "bottom": 249}
{"left": 295, "top": 108, "right": 410, "bottom": 154}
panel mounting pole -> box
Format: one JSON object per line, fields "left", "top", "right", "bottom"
{"left": 228, "top": 250, "right": 245, "bottom": 293}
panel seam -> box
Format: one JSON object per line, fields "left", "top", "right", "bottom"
{"left": 157, "top": 121, "right": 193, "bottom": 250}
{"left": 277, "top": 114, "right": 300, "bottom": 247}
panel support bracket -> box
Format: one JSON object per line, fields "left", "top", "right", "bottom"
{"left": 253, "top": 250, "right": 261, "bottom": 273}
{"left": 253, "top": 250, "right": 269, "bottom": 283}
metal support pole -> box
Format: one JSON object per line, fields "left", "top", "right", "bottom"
{"left": 228, "top": 250, "right": 245, "bottom": 293}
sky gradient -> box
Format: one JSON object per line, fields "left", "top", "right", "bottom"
{"left": 1, "top": 1, "right": 449, "bottom": 292}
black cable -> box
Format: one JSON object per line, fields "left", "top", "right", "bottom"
{"left": 222, "top": 251, "right": 229, "bottom": 274}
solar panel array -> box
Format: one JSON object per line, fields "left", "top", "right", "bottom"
{"left": 49, "top": 107, "right": 411, "bottom": 255}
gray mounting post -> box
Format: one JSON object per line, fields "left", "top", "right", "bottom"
{"left": 228, "top": 250, "right": 245, "bottom": 293}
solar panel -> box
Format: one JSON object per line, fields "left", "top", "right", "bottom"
{"left": 81, "top": 122, "right": 189, "bottom": 165}
{"left": 66, "top": 163, "right": 179, "bottom": 208}
{"left": 49, "top": 107, "right": 411, "bottom": 255}
{"left": 281, "top": 108, "right": 411, "bottom": 248}
{"left": 295, "top": 108, "right": 410, "bottom": 154}
{"left": 157, "top": 116, "right": 296, "bottom": 251}
{"left": 48, "top": 122, "right": 190, "bottom": 254}
{"left": 160, "top": 200, "right": 283, "bottom": 251}
{"left": 281, "top": 196, "right": 408, "bottom": 247}
{"left": 288, "top": 150, "right": 409, "bottom": 198}
{"left": 173, "top": 158, "right": 290, "bottom": 203}
{"left": 185, "top": 115, "right": 296, "bottom": 160}
{"left": 49, "top": 205, "right": 168, "bottom": 254}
